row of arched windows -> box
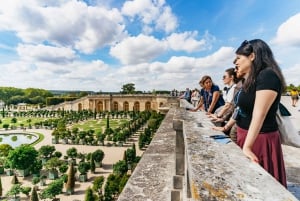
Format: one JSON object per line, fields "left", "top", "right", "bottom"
{"left": 80, "top": 101, "right": 152, "bottom": 112}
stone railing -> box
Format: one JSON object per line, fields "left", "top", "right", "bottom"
{"left": 117, "top": 100, "right": 298, "bottom": 201}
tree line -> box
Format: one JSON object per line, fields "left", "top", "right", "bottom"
{"left": 0, "top": 87, "right": 91, "bottom": 107}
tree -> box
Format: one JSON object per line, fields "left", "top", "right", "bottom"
{"left": 121, "top": 83, "right": 135, "bottom": 94}
{"left": 30, "top": 186, "right": 39, "bottom": 201}
{"left": 0, "top": 144, "right": 13, "bottom": 157}
{"left": 90, "top": 155, "right": 96, "bottom": 173}
{"left": 65, "top": 162, "right": 75, "bottom": 195}
{"left": 38, "top": 145, "right": 56, "bottom": 159}
{"left": 6, "top": 144, "right": 38, "bottom": 171}
{"left": 66, "top": 147, "right": 78, "bottom": 160}
{"left": 92, "top": 149, "right": 104, "bottom": 167}
{"left": 78, "top": 161, "right": 90, "bottom": 175}
{"left": 104, "top": 174, "right": 121, "bottom": 200}
{"left": 78, "top": 161, "right": 90, "bottom": 182}
{"left": 85, "top": 187, "right": 97, "bottom": 201}
{"left": 106, "top": 115, "right": 110, "bottom": 129}
{"left": 39, "top": 179, "right": 64, "bottom": 200}
{"left": 21, "top": 186, "right": 31, "bottom": 198}
{"left": 6, "top": 184, "right": 22, "bottom": 200}
{"left": 92, "top": 176, "right": 104, "bottom": 198}
{"left": 45, "top": 157, "right": 62, "bottom": 180}
{"left": 113, "top": 160, "right": 128, "bottom": 176}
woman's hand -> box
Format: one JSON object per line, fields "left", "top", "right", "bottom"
{"left": 242, "top": 146, "right": 259, "bottom": 163}
{"left": 212, "top": 126, "right": 225, "bottom": 131}
{"left": 211, "top": 118, "right": 224, "bottom": 123}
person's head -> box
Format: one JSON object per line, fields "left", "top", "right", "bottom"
{"left": 223, "top": 67, "right": 240, "bottom": 85}
{"left": 199, "top": 75, "right": 213, "bottom": 90}
{"left": 234, "top": 39, "right": 286, "bottom": 92}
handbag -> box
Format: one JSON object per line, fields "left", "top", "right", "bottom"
{"left": 276, "top": 103, "right": 300, "bottom": 147}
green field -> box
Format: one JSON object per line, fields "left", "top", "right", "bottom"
{"left": 0, "top": 116, "right": 129, "bottom": 133}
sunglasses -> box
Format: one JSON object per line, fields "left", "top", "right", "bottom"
{"left": 241, "top": 39, "right": 253, "bottom": 52}
{"left": 241, "top": 40, "right": 250, "bottom": 46}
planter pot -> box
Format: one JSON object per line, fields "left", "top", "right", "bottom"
{"left": 62, "top": 139, "right": 68, "bottom": 144}
{"left": 9, "top": 196, "right": 20, "bottom": 201}
{"left": 95, "top": 162, "right": 102, "bottom": 168}
{"left": 40, "top": 179, "right": 46, "bottom": 186}
{"left": 52, "top": 138, "right": 59, "bottom": 144}
{"left": 32, "top": 172, "right": 40, "bottom": 178}
{"left": 48, "top": 170, "right": 59, "bottom": 180}
{"left": 42, "top": 158, "right": 48, "bottom": 165}
{"left": 66, "top": 187, "right": 74, "bottom": 195}
{"left": 18, "top": 168, "right": 30, "bottom": 177}
{"left": 6, "top": 169, "right": 14, "bottom": 176}
{"left": 118, "top": 141, "right": 124, "bottom": 147}
{"left": 79, "top": 174, "right": 88, "bottom": 182}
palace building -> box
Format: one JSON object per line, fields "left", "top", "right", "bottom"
{"left": 46, "top": 94, "right": 178, "bottom": 113}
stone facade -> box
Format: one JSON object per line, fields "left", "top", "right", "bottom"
{"left": 46, "top": 94, "right": 178, "bottom": 113}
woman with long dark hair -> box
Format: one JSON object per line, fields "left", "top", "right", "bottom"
{"left": 224, "top": 39, "right": 287, "bottom": 187}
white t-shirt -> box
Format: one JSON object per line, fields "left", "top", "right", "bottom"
{"left": 224, "top": 84, "right": 236, "bottom": 103}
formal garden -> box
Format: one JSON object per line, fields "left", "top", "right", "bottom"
{"left": 0, "top": 109, "right": 165, "bottom": 201}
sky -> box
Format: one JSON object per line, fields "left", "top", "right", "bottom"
{"left": 0, "top": 0, "right": 300, "bottom": 92}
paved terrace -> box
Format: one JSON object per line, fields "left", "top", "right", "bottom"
{"left": 118, "top": 96, "right": 300, "bottom": 201}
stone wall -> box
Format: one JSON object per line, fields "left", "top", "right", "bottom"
{"left": 117, "top": 100, "right": 298, "bottom": 201}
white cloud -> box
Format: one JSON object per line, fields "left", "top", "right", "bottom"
{"left": 282, "top": 64, "right": 300, "bottom": 86}
{"left": 121, "top": 0, "right": 177, "bottom": 33}
{"left": 271, "top": 13, "right": 300, "bottom": 46}
{"left": 109, "top": 34, "right": 167, "bottom": 65}
{"left": 166, "top": 31, "right": 207, "bottom": 52}
{"left": 0, "top": 1, "right": 126, "bottom": 53}
{"left": 17, "top": 44, "right": 76, "bottom": 64}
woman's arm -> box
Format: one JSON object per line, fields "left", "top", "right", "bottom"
{"left": 242, "top": 90, "right": 277, "bottom": 162}
{"left": 212, "top": 115, "right": 236, "bottom": 132}
{"left": 190, "top": 97, "right": 204, "bottom": 112}
{"left": 216, "top": 102, "right": 232, "bottom": 117}
{"left": 207, "top": 91, "right": 220, "bottom": 114}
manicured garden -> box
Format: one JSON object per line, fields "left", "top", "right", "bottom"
{"left": 0, "top": 109, "right": 165, "bottom": 201}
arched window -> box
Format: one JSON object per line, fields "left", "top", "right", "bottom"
{"left": 133, "top": 101, "right": 140, "bottom": 111}
{"left": 113, "top": 101, "right": 118, "bottom": 111}
{"left": 78, "top": 103, "right": 83, "bottom": 111}
{"left": 97, "top": 101, "right": 103, "bottom": 112}
{"left": 123, "top": 101, "right": 129, "bottom": 111}
{"left": 145, "top": 101, "right": 151, "bottom": 111}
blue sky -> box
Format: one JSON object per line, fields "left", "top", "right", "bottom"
{"left": 0, "top": 0, "right": 300, "bottom": 92}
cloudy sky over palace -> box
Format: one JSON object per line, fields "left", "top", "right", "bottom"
{"left": 0, "top": 0, "right": 300, "bottom": 92}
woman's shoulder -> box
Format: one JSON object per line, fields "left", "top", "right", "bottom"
{"left": 256, "top": 68, "right": 280, "bottom": 90}
{"left": 258, "top": 68, "right": 279, "bottom": 80}
{"left": 212, "top": 84, "right": 220, "bottom": 91}
{"left": 259, "top": 67, "right": 277, "bottom": 75}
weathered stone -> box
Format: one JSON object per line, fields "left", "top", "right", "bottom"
{"left": 118, "top": 99, "right": 299, "bottom": 201}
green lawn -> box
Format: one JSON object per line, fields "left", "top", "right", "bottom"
{"left": 71, "top": 119, "right": 129, "bottom": 133}
{"left": 0, "top": 116, "right": 129, "bottom": 133}
{"left": 1, "top": 117, "right": 53, "bottom": 127}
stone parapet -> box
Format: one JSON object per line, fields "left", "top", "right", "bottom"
{"left": 117, "top": 106, "right": 178, "bottom": 201}
{"left": 118, "top": 100, "right": 298, "bottom": 201}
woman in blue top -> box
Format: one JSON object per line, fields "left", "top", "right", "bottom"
{"left": 191, "top": 75, "right": 225, "bottom": 114}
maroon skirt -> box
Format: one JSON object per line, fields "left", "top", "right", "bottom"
{"left": 237, "top": 126, "right": 287, "bottom": 188}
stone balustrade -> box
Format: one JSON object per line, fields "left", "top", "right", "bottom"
{"left": 117, "top": 100, "right": 298, "bottom": 201}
